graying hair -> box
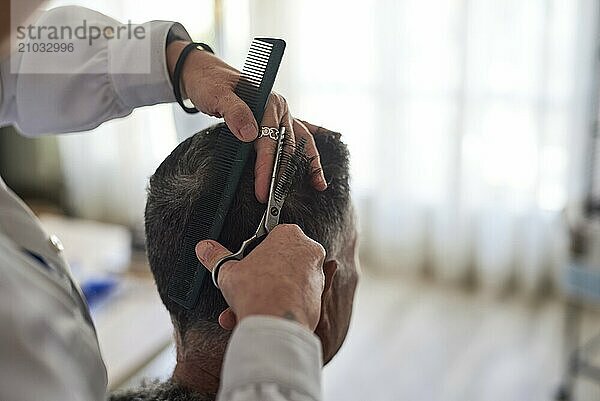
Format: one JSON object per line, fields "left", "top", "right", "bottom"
{"left": 144, "top": 124, "right": 351, "bottom": 336}
{"left": 109, "top": 379, "right": 214, "bottom": 401}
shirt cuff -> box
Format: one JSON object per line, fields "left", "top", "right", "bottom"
{"left": 219, "top": 316, "right": 323, "bottom": 400}
{"left": 108, "top": 21, "right": 191, "bottom": 108}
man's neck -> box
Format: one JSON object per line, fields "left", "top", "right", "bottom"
{"left": 171, "top": 327, "right": 229, "bottom": 395}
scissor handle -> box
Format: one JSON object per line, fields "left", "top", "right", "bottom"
{"left": 212, "top": 253, "right": 239, "bottom": 289}
{"left": 211, "top": 234, "right": 268, "bottom": 288}
{"left": 241, "top": 234, "right": 267, "bottom": 257}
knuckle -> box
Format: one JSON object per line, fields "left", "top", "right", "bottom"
{"left": 310, "top": 152, "right": 322, "bottom": 163}
{"left": 214, "top": 87, "right": 233, "bottom": 111}
{"left": 285, "top": 223, "right": 304, "bottom": 237}
{"left": 311, "top": 167, "right": 324, "bottom": 178}
{"left": 212, "top": 98, "right": 226, "bottom": 114}
{"left": 228, "top": 103, "right": 246, "bottom": 121}
{"left": 276, "top": 93, "right": 288, "bottom": 107}
{"left": 312, "top": 242, "right": 326, "bottom": 259}
{"left": 305, "top": 131, "right": 318, "bottom": 147}
{"left": 270, "top": 92, "right": 288, "bottom": 112}
{"left": 274, "top": 223, "right": 300, "bottom": 237}
{"left": 271, "top": 223, "right": 289, "bottom": 234}
{"left": 265, "top": 92, "right": 278, "bottom": 110}
{"left": 224, "top": 101, "right": 254, "bottom": 127}
{"left": 285, "top": 223, "right": 302, "bottom": 233}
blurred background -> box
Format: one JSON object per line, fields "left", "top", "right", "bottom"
{"left": 2, "top": 0, "right": 600, "bottom": 400}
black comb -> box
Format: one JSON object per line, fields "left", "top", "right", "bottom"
{"left": 168, "top": 38, "right": 286, "bottom": 310}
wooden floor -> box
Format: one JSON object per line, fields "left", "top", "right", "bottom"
{"left": 122, "top": 273, "right": 600, "bottom": 401}
{"left": 324, "top": 273, "right": 600, "bottom": 401}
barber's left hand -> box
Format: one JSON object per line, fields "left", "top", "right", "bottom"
{"left": 167, "top": 41, "right": 327, "bottom": 202}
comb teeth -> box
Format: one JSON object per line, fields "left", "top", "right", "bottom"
{"left": 238, "top": 38, "right": 284, "bottom": 124}
{"left": 235, "top": 39, "right": 274, "bottom": 108}
{"left": 273, "top": 138, "right": 306, "bottom": 203}
{"left": 167, "top": 234, "right": 202, "bottom": 300}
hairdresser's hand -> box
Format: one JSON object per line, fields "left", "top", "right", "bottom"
{"left": 166, "top": 41, "right": 327, "bottom": 202}
{"left": 195, "top": 224, "right": 326, "bottom": 331}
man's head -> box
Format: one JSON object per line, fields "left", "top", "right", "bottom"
{"left": 145, "top": 123, "right": 358, "bottom": 365}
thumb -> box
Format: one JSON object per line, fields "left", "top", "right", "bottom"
{"left": 219, "top": 93, "right": 258, "bottom": 142}
{"left": 195, "top": 240, "right": 233, "bottom": 271}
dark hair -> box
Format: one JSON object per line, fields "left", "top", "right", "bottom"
{"left": 144, "top": 124, "right": 351, "bottom": 335}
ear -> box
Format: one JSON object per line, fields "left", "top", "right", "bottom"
{"left": 323, "top": 260, "right": 338, "bottom": 294}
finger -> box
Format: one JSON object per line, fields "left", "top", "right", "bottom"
{"left": 195, "top": 240, "right": 234, "bottom": 272}
{"left": 254, "top": 93, "right": 294, "bottom": 202}
{"left": 298, "top": 120, "right": 323, "bottom": 135}
{"left": 293, "top": 119, "right": 327, "bottom": 191}
{"left": 218, "top": 308, "right": 237, "bottom": 330}
{"left": 298, "top": 119, "right": 342, "bottom": 140}
{"left": 254, "top": 138, "right": 276, "bottom": 203}
{"left": 217, "top": 92, "right": 258, "bottom": 142}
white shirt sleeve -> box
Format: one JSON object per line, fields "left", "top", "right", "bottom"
{"left": 0, "top": 177, "right": 108, "bottom": 401}
{"left": 218, "top": 316, "right": 323, "bottom": 401}
{"left": 0, "top": 5, "right": 190, "bottom": 136}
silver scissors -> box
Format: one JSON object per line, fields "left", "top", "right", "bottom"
{"left": 212, "top": 126, "right": 288, "bottom": 288}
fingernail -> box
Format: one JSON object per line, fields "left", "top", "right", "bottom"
{"left": 240, "top": 124, "right": 257, "bottom": 141}
{"left": 196, "top": 241, "right": 214, "bottom": 263}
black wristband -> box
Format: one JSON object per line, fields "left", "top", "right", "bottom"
{"left": 172, "top": 42, "right": 215, "bottom": 114}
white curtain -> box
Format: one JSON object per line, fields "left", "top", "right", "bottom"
{"left": 222, "top": 0, "right": 600, "bottom": 293}
{"left": 51, "top": 0, "right": 600, "bottom": 293}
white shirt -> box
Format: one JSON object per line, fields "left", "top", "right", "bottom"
{"left": 0, "top": 6, "right": 322, "bottom": 401}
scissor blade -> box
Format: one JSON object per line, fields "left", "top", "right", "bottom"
{"left": 264, "top": 137, "right": 306, "bottom": 232}
{"left": 264, "top": 127, "right": 286, "bottom": 231}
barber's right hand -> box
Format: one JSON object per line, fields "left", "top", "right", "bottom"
{"left": 195, "top": 224, "right": 326, "bottom": 331}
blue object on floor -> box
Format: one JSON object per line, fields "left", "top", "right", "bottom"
{"left": 82, "top": 277, "right": 118, "bottom": 308}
